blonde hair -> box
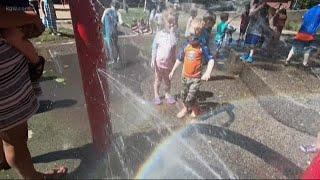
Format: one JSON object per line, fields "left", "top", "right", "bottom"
{"left": 188, "top": 18, "right": 204, "bottom": 35}
{"left": 161, "top": 8, "right": 177, "bottom": 29}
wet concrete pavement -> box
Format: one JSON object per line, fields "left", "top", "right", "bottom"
{"left": 1, "top": 33, "right": 320, "bottom": 178}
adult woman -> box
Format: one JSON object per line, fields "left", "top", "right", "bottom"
{"left": 0, "top": 2, "right": 66, "bottom": 178}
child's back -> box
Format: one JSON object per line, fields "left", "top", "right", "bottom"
{"left": 214, "top": 13, "right": 229, "bottom": 43}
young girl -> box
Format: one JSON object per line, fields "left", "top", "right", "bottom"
{"left": 151, "top": 8, "right": 178, "bottom": 105}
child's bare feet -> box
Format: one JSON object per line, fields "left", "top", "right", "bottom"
{"left": 190, "top": 105, "right": 201, "bottom": 118}
{"left": 43, "top": 166, "right": 68, "bottom": 179}
{"left": 177, "top": 108, "right": 188, "bottom": 119}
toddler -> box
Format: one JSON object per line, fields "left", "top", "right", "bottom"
{"left": 151, "top": 8, "right": 178, "bottom": 105}
{"left": 169, "top": 18, "right": 215, "bottom": 118}
{"left": 214, "top": 13, "right": 237, "bottom": 56}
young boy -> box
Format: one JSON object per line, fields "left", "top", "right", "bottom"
{"left": 199, "top": 11, "right": 216, "bottom": 47}
{"left": 284, "top": 4, "right": 320, "bottom": 67}
{"left": 169, "top": 18, "right": 215, "bottom": 119}
{"left": 214, "top": 13, "right": 237, "bottom": 56}
{"left": 102, "top": 0, "right": 120, "bottom": 65}
{"left": 240, "top": 1, "right": 267, "bottom": 63}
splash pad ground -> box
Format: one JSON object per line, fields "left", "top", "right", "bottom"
{"left": 1, "top": 33, "right": 320, "bottom": 179}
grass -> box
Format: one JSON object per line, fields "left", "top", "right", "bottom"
{"left": 32, "top": 27, "right": 74, "bottom": 43}
{"left": 121, "top": 8, "right": 149, "bottom": 27}
{"left": 285, "top": 21, "right": 301, "bottom": 32}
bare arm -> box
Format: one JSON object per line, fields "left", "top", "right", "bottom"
{"left": 169, "top": 60, "right": 182, "bottom": 80}
{"left": 201, "top": 60, "right": 214, "bottom": 81}
{"left": 249, "top": 2, "right": 266, "bottom": 17}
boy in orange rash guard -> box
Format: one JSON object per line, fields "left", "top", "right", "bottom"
{"left": 169, "top": 18, "right": 215, "bottom": 119}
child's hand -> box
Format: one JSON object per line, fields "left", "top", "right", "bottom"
{"left": 169, "top": 71, "right": 174, "bottom": 80}
{"left": 201, "top": 72, "right": 211, "bottom": 81}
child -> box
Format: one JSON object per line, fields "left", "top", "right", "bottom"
{"left": 41, "top": 0, "right": 59, "bottom": 35}
{"left": 153, "top": 7, "right": 163, "bottom": 32}
{"left": 0, "top": 2, "right": 45, "bottom": 96}
{"left": 169, "top": 18, "right": 215, "bottom": 118}
{"left": 238, "top": 3, "right": 250, "bottom": 46}
{"left": 102, "top": 0, "right": 120, "bottom": 65}
{"left": 185, "top": 9, "right": 197, "bottom": 37}
{"left": 267, "top": 7, "right": 287, "bottom": 56}
{"left": 240, "top": 0, "right": 267, "bottom": 63}
{"left": 199, "top": 11, "right": 216, "bottom": 46}
{"left": 214, "top": 13, "right": 238, "bottom": 56}
{"left": 151, "top": 8, "right": 178, "bottom": 105}
{"left": 284, "top": 4, "right": 320, "bottom": 67}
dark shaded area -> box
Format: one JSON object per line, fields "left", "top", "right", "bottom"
{"left": 240, "top": 65, "right": 320, "bottom": 137}
{"left": 199, "top": 102, "right": 235, "bottom": 127}
{"left": 58, "top": 32, "right": 75, "bottom": 39}
{"left": 190, "top": 124, "right": 303, "bottom": 178}
{"left": 40, "top": 76, "right": 58, "bottom": 82}
{"left": 32, "top": 123, "right": 302, "bottom": 178}
{"left": 37, "top": 99, "right": 77, "bottom": 114}
{"left": 209, "top": 75, "right": 235, "bottom": 81}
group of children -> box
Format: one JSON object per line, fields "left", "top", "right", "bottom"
{"left": 151, "top": 7, "right": 215, "bottom": 118}
{"left": 150, "top": 2, "right": 320, "bottom": 119}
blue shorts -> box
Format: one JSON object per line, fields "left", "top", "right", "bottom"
{"left": 245, "top": 34, "right": 262, "bottom": 47}
{"left": 215, "top": 40, "right": 223, "bottom": 52}
{"left": 292, "top": 39, "right": 317, "bottom": 55}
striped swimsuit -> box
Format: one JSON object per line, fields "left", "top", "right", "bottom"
{"left": 0, "top": 40, "right": 39, "bottom": 131}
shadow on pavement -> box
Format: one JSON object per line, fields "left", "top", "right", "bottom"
{"left": 37, "top": 99, "right": 77, "bottom": 114}
{"left": 40, "top": 76, "right": 58, "bottom": 82}
{"left": 189, "top": 124, "right": 303, "bottom": 178}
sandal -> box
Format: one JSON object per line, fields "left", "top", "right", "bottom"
{"left": 300, "top": 144, "right": 318, "bottom": 154}
{"left": 166, "top": 96, "right": 176, "bottom": 104}
{"left": 44, "top": 166, "right": 68, "bottom": 179}
{"left": 153, "top": 97, "right": 162, "bottom": 105}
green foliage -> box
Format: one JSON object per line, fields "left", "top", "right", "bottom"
{"left": 121, "top": 7, "right": 148, "bottom": 27}
{"left": 294, "top": 0, "right": 320, "bottom": 9}
{"left": 285, "top": 21, "right": 301, "bottom": 31}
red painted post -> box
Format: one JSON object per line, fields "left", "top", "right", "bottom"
{"left": 69, "top": 0, "right": 111, "bottom": 155}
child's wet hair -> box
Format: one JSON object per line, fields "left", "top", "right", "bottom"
{"left": 220, "top": 13, "right": 229, "bottom": 22}
{"left": 203, "top": 11, "right": 216, "bottom": 22}
{"left": 189, "top": 18, "right": 204, "bottom": 35}
{"left": 190, "top": 9, "right": 197, "bottom": 17}
{"left": 162, "top": 8, "right": 177, "bottom": 28}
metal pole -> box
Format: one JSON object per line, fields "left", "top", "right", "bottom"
{"left": 69, "top": 0, "right": 111, "bottom": 155}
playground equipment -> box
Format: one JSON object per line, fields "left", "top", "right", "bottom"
{"left": 69, "top": 0, "right": 111, "bottom": 155}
